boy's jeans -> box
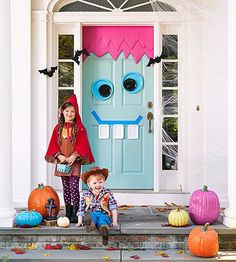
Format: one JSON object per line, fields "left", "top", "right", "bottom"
{"left": 91, "top": 211, "right": 111, "bottom": 228}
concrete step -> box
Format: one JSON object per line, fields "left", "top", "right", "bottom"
{"left": 0, "top": 249, "right": 234, "bottom": 261}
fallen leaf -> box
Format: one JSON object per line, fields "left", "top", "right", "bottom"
{"left": 176, "top": 250, "right": 185, "bottom": 254}
{"left": 154, "top": 251, "right": 169, "bottom": 257}
{"left": 161, "top": 223, "right": 172, "bottom": 227}
{"left": 156, "top": 207, "right": 172, "bottom": 212}
{"left": 43, "top": 253, "right": 51, "bottom": 257}
{"left": 11, "top": 248, "right": 25, "bottom": 254}
{"left": 26, "top": 243, "right": 38, "bottom": 250}
{"left": 106, "top": 247, "right": 121, "bottom": 251}
{"left": 102, "top": 256, "right": 112, "bottom": 260}
{"left": 68, "top": 244, "right": 77, "bottom": 250}
{"left": 118, "top": 205, "right": 134, "bottom": 210}
{"left": 75, "top": 243, "right": 91, "bottom": 250}
{"left": 44, "top": 244, "right": 62, "bottom": 250}
{"left": 33, "top": 225, "right": 41, "bottom": 229}
{"left": 130, "top": 255, "right": 140, "bottom": 259}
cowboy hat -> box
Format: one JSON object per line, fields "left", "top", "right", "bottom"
{"left": 81, "top": 166, "right": 109, "bottom": 184}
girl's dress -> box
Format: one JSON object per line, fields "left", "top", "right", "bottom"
{"left": 45, "top": 94, "right": 94, "bottom": 222}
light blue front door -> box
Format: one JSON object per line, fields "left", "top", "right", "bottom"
{"left": 82, "top": 51, "right": 154, "bottom": 189}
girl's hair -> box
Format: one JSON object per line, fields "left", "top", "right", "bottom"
{"left": 87, "top": 174, "right": 105, "bottom": 184}
{"left": 58, "top": 102, "right": 78, "bottom": 144}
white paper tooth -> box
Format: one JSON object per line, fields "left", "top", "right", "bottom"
{"left": 128, "top": 125, "right": 139, "bottom": 139}
{"left": 98, "top": 124, "right": 109, "bottom": 139}
{"left": 113, "top": 124, "right": 124, "bottom": 139}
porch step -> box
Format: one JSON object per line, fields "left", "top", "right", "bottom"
{"left": 0, "top": 249, "right": 233, "bottom": 261}
{"left": 0, "top": 206, "right": 235, "bottom": 252}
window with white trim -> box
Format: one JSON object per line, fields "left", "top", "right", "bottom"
{"left": 159, "top": 24, "right": 184, "bottom": 191}
{"left": 161, "top": 34, "right": 178, "bottom": 171}
{"left": 58, "top": 34, "right": 75, "bottom": 106}
{"left": 59, "top": 0, "right": 177, "bottom": 12}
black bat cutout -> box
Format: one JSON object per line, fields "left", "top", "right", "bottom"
{"left": 146, "top": 53, "right": 166, "bottom": 67}
{"left": 38, "top": 66, "right": 58, "bottom": 77}
{"left": 72, "top": 48, "right": 90, "bottom": 65}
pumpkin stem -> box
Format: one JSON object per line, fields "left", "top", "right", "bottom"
{"left": 202, "top": 223, "right": 210, "bottom": 232}
{"left": 202, "top": 185, "right": 208, "bottom": 192}
{"left": 37, "top": 183, "right": 45, "bottom": 189}
{"left": 177, "top": 207, "right": 180, "bottom": 212}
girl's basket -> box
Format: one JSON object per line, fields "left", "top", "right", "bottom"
{"left": 56, "top": 164, "right": 71, "bottom": 174}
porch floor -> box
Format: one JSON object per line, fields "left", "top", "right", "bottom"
{"left": 0, "top": 206, "right": 233, "bottom": 236}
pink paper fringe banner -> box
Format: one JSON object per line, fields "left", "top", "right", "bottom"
{"left": 83, "top": 26, "right": 154, "bottom": 63}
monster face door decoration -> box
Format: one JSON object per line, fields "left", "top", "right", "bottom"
{"left": 82, "top": 26, "right": 154, "bottom": 189}
{"left": 82, "top": 26, "right": 154, "bottom": 141}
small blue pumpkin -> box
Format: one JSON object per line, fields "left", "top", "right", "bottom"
{"left": 15, "top": 210, "right": 43, "bottom": 227}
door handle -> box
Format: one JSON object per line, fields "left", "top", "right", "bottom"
{"left": 147, "top": 112, "right": 153, "bottom": 133}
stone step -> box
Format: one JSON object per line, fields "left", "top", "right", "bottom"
{"left": 0, "top": 221, "right": 235, "bottom": 250}
{"left": 0, "top": 249, "right": 233, "bottom": 261}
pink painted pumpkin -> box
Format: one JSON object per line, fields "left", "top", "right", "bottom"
{"left": 189, "top": 185, "right": 220, "bottom": 225}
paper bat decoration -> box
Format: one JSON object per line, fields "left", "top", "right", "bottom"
{"left": 38, "top": 66, "right": 58, "bottom": 77}
{"left": 146, "top": 53, "right": 166, "bottom": 67}
{"left": 72, "top": 48, "right": 90, "bottom": 65}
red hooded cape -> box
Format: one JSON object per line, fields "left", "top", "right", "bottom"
{"left": 45, "top": 94, "right": 94, "bottom": 164}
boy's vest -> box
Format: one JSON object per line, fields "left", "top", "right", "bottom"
{"left": 85, "top": 192, "right": 111, "bottom": 216}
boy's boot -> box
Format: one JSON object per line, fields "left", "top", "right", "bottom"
{"left": 65, "top": 205, "right": 72, "bottom": 220}
{"left": 84, "top": 211, "right": 96, "bottom": 232}
{"left": 70, "top": 205, "right": 79, "bottom": 223}
{"left": 99, "top": 225, "right": 109, "bottom": 246}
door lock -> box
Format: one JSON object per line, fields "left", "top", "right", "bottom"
{"left": 147, "top": 112, "right": 153, "bottom": 133}
{"left": 147, "top": 101, "right": 153, "bottom": 109}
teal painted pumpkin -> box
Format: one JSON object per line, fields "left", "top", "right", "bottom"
{"left": 15, "top": 210, "right": 43, "bottom": 227}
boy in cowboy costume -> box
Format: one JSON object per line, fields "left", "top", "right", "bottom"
{"left": 76, "top": 166, "right": 118, "bottom": 245}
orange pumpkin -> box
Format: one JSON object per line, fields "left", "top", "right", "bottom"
{"left": 188, "top": 223, "right": 218, "bottom": 257}
{"left": 28, "top": 183, "right": 60, "bottom": 218}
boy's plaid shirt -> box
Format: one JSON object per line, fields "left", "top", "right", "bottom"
{"left": 78, "top": 188, "right": 118, "bottom": 216}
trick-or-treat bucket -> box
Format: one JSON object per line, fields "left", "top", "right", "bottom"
{"left": 56, "top": 164, "right": 71, "bottom": 174}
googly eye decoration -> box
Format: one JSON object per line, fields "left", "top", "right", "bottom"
{"left": 91, "top": 79, "right": 114, "bottom": 100}
{"left": 122, "top": 72, "right": 144, "bottom": 94}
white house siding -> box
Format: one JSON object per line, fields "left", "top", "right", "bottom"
{"left": 10, "top": 0, "right": 228, "bottom": 207}
{"left": 204, "top": 1, "right": 228, "bottom": 206}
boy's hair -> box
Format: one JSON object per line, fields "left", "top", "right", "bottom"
{"left": 87, "top": 173, "right": 105, "bottom": 184}
{"left": 58, "top": 102, "right": 78, "bottom": 144}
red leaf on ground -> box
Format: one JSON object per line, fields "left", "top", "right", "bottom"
{"left": 130, "top": 255, "right": 140, "bottom": 259}
{"left": 106, "top": 247, "right": 121, "bottom": 251}
{"left": 11, "top": 248, "right": 25, "bottom": 254}
{"left": 75, "top": 243, "right": 91, "bottom": 250}
{"left": 44, "top": 244, "right": 62, "bottom": 250}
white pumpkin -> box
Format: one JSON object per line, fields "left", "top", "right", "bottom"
{"left": 57, "top": 216, "right": 70, "bottom": 228}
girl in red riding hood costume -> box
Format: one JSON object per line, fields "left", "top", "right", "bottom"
{"left": 45, "top": 94, "right": 94, "bottom": 223}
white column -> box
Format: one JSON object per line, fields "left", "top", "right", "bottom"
{"left": 223, "top": 0, "right": 236, "bottom": 227}
{"left": 11, "top": 0, "right": 31, "bottom": 208}
{"left": 31, "top": 11, "right": 48, "bottom": 187}
{"left": 0, "top": 0, "right": 16, "bottom": 227}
